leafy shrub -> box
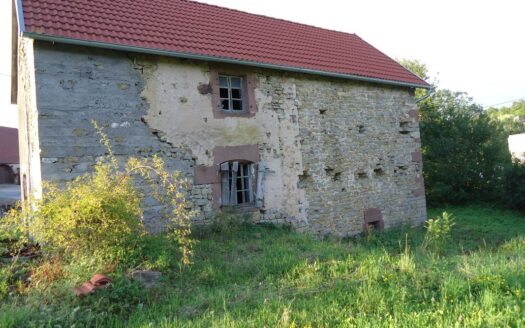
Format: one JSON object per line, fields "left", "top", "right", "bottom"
{"left": 4, "top": 165, "right": 145, "bottom": 263}
{"left": 423, "top": 211, "right": 455, "bottom": 254}
{"left": 1, "top": 121, "right": 195, "bottom": 268}
{"left": 0, "top": 267, "right": 10, "bottom": 300}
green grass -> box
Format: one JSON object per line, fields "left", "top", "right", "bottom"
{"left": 2, "top": 205, "right": 525, "bottom": 327}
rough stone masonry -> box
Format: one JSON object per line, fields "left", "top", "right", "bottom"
{"left": 18, "top": 40, "right": 426, "bottom": 236}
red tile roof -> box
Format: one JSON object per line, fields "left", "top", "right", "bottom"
{"left": 0, "top": 127, "right": 19, "bottom": 164}
{"left": 19, "top": 0, "right": 429, "bottom": 88}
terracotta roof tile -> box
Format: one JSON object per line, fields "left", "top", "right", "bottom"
{"left": 19, "top": 0, "right": 429, "bottom": 88}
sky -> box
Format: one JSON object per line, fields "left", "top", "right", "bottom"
{"left": 1, "top": 0, "right": 524, "bottom": 129}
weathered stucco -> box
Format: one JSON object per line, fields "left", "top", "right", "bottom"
{"left": 140, "top": 58, "right": 307, "bottom": 227}
{"left": 22, "top": 41, "right": 426, "bottom": 236}
{"left": 17, "top": 37, "right": 42, "bottom": 201}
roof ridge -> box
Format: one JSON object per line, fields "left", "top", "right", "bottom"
{"left": 184, "top": 0, "right": 358, "bottom": 38}
{"left": 20, "top": 0, "right": 430, "bottom": 88}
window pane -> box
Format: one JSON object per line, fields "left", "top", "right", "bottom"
{"left": 230, "top": 77, "right": 242, "bottom": 88}
{"left": 231, "top": 88, "right": 242, "bottom": 99}
{"left": 219, "top": 76, "right": 228, "bottom": 87}
{"left": 236, "top": 176, "right": 243, "bottom": 191}
{"left": 220, "top": 88, "right": 229, "bottom": 99}
{"left": 232, "top": 100, "right": 242, "bottom": 110}
{"left": 237, "top": 191, "right": 245, "bottom": 204}
{"left": 221, "top": 99, "right": 230, "bottom": 110}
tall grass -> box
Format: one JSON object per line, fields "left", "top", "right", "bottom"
{"left": 1, "top": 205, "right": 525, "bottom": 327}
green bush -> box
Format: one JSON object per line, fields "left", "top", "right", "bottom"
{"left": 1, "top": 121, "right": 195, "bottom": 267}
{"left": 423, "top": 211, "right": 455, "bottom": 254}
{"left": 6, "top": 164, "right": 145, "bottom": 263}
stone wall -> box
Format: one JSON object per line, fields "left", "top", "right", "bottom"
{"left": 27, "top": 41, "right": 426, "bottom": 236}
{"left": 295, "top": 79, "right": 426, "bottom": 235}
{"left": 32, "top": 42, "right": 194, "bottom": 232}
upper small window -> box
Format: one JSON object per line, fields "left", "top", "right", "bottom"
{"left": 219, "top": 75, "right": 244, "bottom": 111}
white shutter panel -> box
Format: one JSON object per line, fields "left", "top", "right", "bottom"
{"left": 255, "top": 161, "right": 265, "bottom": 208}
{"left": 229, "top": 161, "right": 239, "bottom": 205}
{"left": 246, "top": 163, "right": 254, "bottom": 204}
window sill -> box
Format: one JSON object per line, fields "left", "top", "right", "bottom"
{"left": 221, "top": 204, "right": 258, "bottom": 213}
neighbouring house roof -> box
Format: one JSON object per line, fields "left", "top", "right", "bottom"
{"left": 0, "top": 127, "right": 19, "bottom": 164}
{"left": 15, "top": 0, "right": 429, "bottom": 89}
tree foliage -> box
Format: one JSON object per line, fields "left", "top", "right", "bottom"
{"left": 401, "top": 60, "right": 513, "bottom": 205}
{"left": 486, "top": 100, "right": 525, "bottom": 135}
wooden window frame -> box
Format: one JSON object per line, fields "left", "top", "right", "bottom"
{"left": 193, "top": 145, "right": 263, "bottom": 210}
{"left": 219, "top": 75, "right": 245, "bottom": 112}
{"left": 210, "top": 67, "right": 257, "bottom": 119}
{"left": 220, "top": 160, "right": 255, "bottom": 207}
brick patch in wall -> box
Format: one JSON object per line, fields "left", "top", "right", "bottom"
{"left": 363, "top": 207, "right": 384, "bottom": 232}
{"left": 411, "top": 150, "right": 423, "bottom": 163}
{"left": 408, "top": 109, "right": 419, "bottom": 122}
{"left": 412, "top": 176, "right": 425, "bottom": 197}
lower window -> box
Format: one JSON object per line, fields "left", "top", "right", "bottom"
{"left": 220, "top": 161, "right": 254, "bottom": 206}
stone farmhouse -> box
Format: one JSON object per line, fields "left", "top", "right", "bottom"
{"left": 11, "top": 0, "right": 429, "bottom": 235}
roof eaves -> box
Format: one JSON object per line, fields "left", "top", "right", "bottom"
{"left": 15, "top": 0, "right": 25, "bottom": 33}
{"left": 23, "top": 32, "right": 431, "bottom": 89}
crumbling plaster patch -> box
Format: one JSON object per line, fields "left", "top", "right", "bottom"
{"left": 140, "top": 58, "right": 308, "bottom": 227}
{"left": 17, "top": 37, "right": 42, "bottom": 201}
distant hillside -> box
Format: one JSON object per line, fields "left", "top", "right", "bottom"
{"left": 486, "top": 100, "right": 525, "bottom": 134}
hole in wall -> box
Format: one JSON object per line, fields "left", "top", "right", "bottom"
{"left": 394, "top": 165, "right": 408, "bottom": 175}
{"left": 358, "top": 125, "right": 365, "bottom": 133}
{"left": 325, "top": 167, "right": 342, "bottom": 182}
{"left": 298, "top": 170, "right": 312, "bottom": 188}
{"left": 367, "top": 220, "right": 381, "bottom": 232}
{"left": 319, "top": 109, "right": 328, "bottom": 115}
{"left": 374, "top": 168, "right": 384, "bottom": 176}
{"left": 399, "top": 122, "right": 412, "bottom": 134}
{"left": 356, "top": 171, "right": 367, "bottom": 179}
